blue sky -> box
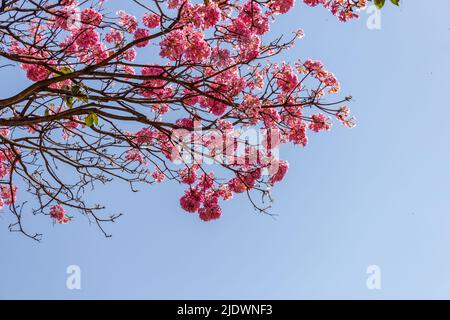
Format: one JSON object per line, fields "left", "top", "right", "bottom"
{"left": 1, "top": 0, "right": 450, "bottom": 299}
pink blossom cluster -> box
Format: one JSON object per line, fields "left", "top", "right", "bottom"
{"left": 0, "top": 130, "right": 17, "bottom": 210}
{"left": 117, "top": 10, "right": 138, "bottom": 33}
{"left": 269, "top": 0, "right": 296, "bottom": 14}
{"left": 50, "top": 204, "right": 71, "bottom": 224}
{"left": 179, "top": 171, "right": 227, "bottom": 222}
{"left": 140, "top": 66, "right": 173, "bottom": 99}
{"left": 160, "top": 28, "right": 211, "bottom": 63}
{"left": 5, "top": 0, "right": 359, "bottom": 226}
{"left": 121, "top": 56, "right": 354, "bottom": 222}
{"left": 0, "top": 185, "right": 17, "bottom": 206}
{"left": 142, "top": 13, "right": 160, "bottom": 29}
{"left": 336, "top": 106, "right": 356, "bottom": 128}
{"left": 303, "top": 0, "right": 367, "bottom": 22}
{"left": 309, "top": 113, "right": 332, "bottom": 132}
{"left": 275, "top": 64, "right": 300, "bottom": 94}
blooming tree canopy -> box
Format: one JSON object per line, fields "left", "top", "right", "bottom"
{"left": 0, "top": 0, "right": 370, "bottom": 240}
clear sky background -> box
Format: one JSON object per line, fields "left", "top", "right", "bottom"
{"left": 1, "top": 0, "right": 450, "bottom": 299}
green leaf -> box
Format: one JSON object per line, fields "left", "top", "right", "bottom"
{"left": 92, "top": 113, "right": 99, "bottom": 126}
{"left": 85, "top": 113, "right": 99, "bottom": 127}
{"left": 374, "top": 0, "right": 385, "bottom": 9}
{"left": 390, "top": 0, "right": 400, "bottom": 5}
{"left": 60, "top": 66, "right": 73, "bottom": 75}
{"left": 77, "top": 96, "right": 89, "bottom": 103}
{"left": 44, "top": 108, "right": 50, "bottom": 116}
{"left": 71, "top": 85, "right": 81, "bottom": 95}
{"left": 65, "top": 96, "right": 74, "bottom": 109}
{"left": 71, "top": 84, "right": 89, "bottom": 103}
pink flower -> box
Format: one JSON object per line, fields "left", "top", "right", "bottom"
{"left": 125, "top": 149, "right": 147, "bottom": 165}
{"left": 60, "top": 0, "right": 76, "bottom": 6}
{"left": 123, "top": 48, "right": 137, "bottom": 62}
{"left": 159, "top": 30, "right": 186, "bottom": 61}
{"left": 202, "top": 3, "right": 221, "bottom": 29}
{"left": 52, "top": 7, "right": 79, "bottom": 31}
{"left": 198, "top": 172, "right": 215, "bottom": 190}
{"left": 228, "top": 177, "right": 248, "bottom": 193}
{"left": 117, "top": 10, "right": 138, "bottom": 33}
{"left": 105, "top": 29, "right": 124, "bottom": 44}
{"left": 268, "top": 160, "right": 289, "bottom": 185}
{"left": 160, "top": 29, "right": 210, "bottom": 63}
{"left": 50, "top": 204, "right": 71, "bottom": 224}
{"left": 303, "top": 0, "right": 360, "bottom": 22}
{"left": 143, "top": 13, "right": 160, "bottom": 28}
{"left": 0, "top": 163, "right": 10, "bottom": 179}
{"left": 81, "top": 8, "right": 103, "bottom": 27}
{"left": 200, "top": 96, "right": 227, "bottom": 116}
{"left": 239, "top": 1, "right": 269, "bottom": 35}
{"left": 180, "top": 166, "right": 198, "bottom": 185}
{"left": 152, "top": 168, "right": 166, "bottom": 182}
{"left": 180, "top": 189, "right": 202, "bottom": 213}
{"left": 133, "top": 127, "right": 155, "bottom": 145}
{"left": 134, "top": 28, "right": 150, "bottom": 47}
{"left": 168, "top": 0, "right": 183, "bottom": 9}
{"left": 74, "top": 28, "right": 100, "bottom": 48}
{"left": 26, "top": 64, "right": 50, "bottom": 82}
{"left": 0, "top": 185, "right": 17, "bottom": 205}
{"left": 199, "top": 204, "right": 222, "bottom": 221}
{"left": 269, "top": 0, "right": 295, "bottom": 14}
{"left": 184, "top": 31, "right": 211, "bottom": 63}
{"left": 217, "top": 184, "right": 233, "bottom": 201}
{"left": 0, "top": 128, "right": 10, "bottom": 137}
{"left": 140, "top": 66, "right": 172, "bottom": 99}
{"left": 211, "top": 47, "right": 232, "bottom": 67}
{"left": 289, "top": 121, "right": 308, "bottom": 146}
{"left": 275, "top": 64, "right": 299, "bottom": 93}
{"left": 309, "top": 113, "right": 332, "bottom": 132}
{"left": 336, "top": 106, "right": 356, "bottom": 128}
